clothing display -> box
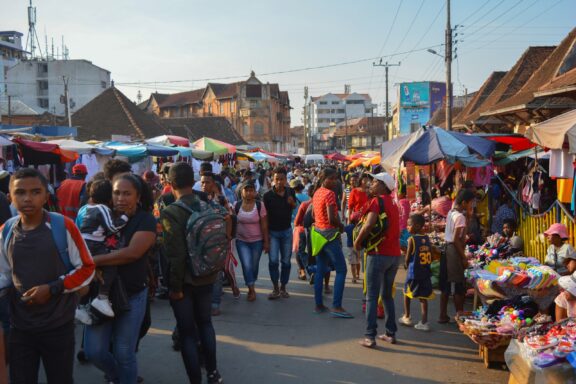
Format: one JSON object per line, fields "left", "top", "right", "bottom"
{"left": 549, "top": 148, "right": 573, "bottom": 179}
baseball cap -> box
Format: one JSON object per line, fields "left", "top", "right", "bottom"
{"left": 559, "top": 273, "right": 576, "bottom": 296}
{"left": 290, "top": 179, "right": 303, "bottom": 189}
{"left": 72, "top": 164, "right": 88, "bottom": 175}
{"left": 238, "top": 180, "right": 256, "bottom": 191}
{"left": 368, "top": 172, "right": 395, "bottom": 191}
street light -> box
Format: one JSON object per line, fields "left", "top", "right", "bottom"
{"left": 427, "top": 49, "right": 443, "bottom": 58}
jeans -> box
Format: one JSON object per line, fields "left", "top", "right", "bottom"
{"left": 365, "top": 255, "right": 400, "bottom": 340}
{"left": 211, "top": 272, "right": 223, "bottom": 309}
{"left": 170, "top": 284, "right": 217, "bottom": 384}
{"left": 315, "top": 238, "right": 347, "bottom": 308}
{"left": 268, "top": 229, "right": 292, "bottom": 286}
{"left": 9, "top": 321, "right": 75, "bottom": 384}
{"left": 296, "top": 231, "right": 309, "bottom": 273}
{"left": 236, "top": 240, "right": 263, "bottom": 287}
{"left": 84, "top": 288, "right": 148, "bottom": 384}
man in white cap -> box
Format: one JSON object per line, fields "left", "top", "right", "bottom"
{"left": 354, "top": 172, "right": 400, "bottom": 348}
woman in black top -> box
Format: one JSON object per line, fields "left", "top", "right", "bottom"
{"left": 84, "top": 174, "right": 156, "bottom": 384}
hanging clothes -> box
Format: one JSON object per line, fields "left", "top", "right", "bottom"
{"left": 558, "top": 178, "right": 573, "bottom": 203}
{"left": 550, "top": 149, "right": 573, "bottom": 179}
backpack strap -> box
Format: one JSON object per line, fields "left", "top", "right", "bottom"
{"left": 377, "top": 196, "right": 385, "bottom": 214}
{"left": 2, "top": 216, "right": 19, "bottom": 256}
{"left": 48, "top": 212, "right": 73, "bottom": 272}
{"left": 256, "top": 201, "right": 261, "bottom": 218}
{"left": 173, "top": 200, "right": 195, "bottom": 215}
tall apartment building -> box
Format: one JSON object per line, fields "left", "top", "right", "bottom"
{"left": 0, "top": 31, "right": 26, "bottom": 99}
{"left": 306, "top": 92, "right": 376, "bottom": 136}
{"left": 6, "top": 58, "right": 111, "bottom": 116}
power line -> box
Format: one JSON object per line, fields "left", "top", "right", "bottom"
{"left": 461, "top": 0, "right": 506, "bottom": 33}
{"left": 463, "top": 0, "right": 524, "bottom": 41}
{"left": 456, "top": 0, "right": 492, "bottom": 25}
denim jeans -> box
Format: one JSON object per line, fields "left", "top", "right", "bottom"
{"left": 296, "top": 231, "right": 309, "bottom": 273}
{"left": 212, "top": 272, "right": 223, "bottom": 309}
{"left": 365, "top": 255, "right": 400, "bottom": 340}
{"left": 236, "top": 239, "right": 263, "bottom": 287}
{"left": 315, "top": 238, "right": 347, "bottom": 308}
{"left": 170, "top": 284, "right": 217, "bottom": 384}
{"left": 268, "top": 229, "right": 292, "bottom": 286}
{"left": 84, "top": 288, "right": 148, "bottom": 384}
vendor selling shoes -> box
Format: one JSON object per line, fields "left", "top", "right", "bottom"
{"left": 544, "top": 223, "right": 575, "bottom": 276}
{"left": 502, "top": 218, "right": 524, "bottom": 254}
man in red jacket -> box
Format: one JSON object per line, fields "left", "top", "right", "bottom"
{"left": 57, "top": 164, "right": 88, "bottom": 219}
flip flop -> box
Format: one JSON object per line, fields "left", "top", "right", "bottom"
{"left": 330, "top": 311, "right": 354, "bottom": 319}
{"left": 314, "top": 305, "right": 329, "bottom": 314}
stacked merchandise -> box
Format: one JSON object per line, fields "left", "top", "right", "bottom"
{"left": 465, "top": 233, "right": 522, "bottom": 270}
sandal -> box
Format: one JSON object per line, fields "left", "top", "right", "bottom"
{"left": 359, "top": 338, "right": 376, "bottom": 348}
{"left": 298, "top": 270, "right": 307, "bottom": 280}
{"left": 280, "top": 289, "right": 290, "bottom": 299}
{"left": 330, "top": 310, "right": 354, "bottom": 319}
{"left": 268, "top": 289, "right": 280, "bottom": 300}
{"left": 247, "top": 290, "right": 256, "bottom": 302}
{"left": 314, "top": 305, "right": 328, "bottom": 314}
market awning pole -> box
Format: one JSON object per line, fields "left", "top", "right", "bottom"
{"left": 429, "top": 163, "right": 433, "bottom": 232}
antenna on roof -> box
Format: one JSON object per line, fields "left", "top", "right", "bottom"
{"left": 26, "top": 0, "right": 43, "bottom": 59}
{"left": 137, "top": 90, "right": 142, "bottom": 104}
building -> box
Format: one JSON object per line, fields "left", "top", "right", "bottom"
{"left": 289, "top": 125, "right": 305, "bottom": 155}
{"left": 397, "top": 81, "right": 446, "bottom": 135}
{"left": 306, "top": 91, "right": 375, "bottom": 136}
{"left": 6, "top": 59, "right": 111, "bottom": 116}
{"left": 0, "top": 31, "right": 26, "bottom": 100}
{"left": 332, "top": 117, "right": 387, "bottom": 152}
{"left": 142, "top": 72, "right": 291, "bottom": 152}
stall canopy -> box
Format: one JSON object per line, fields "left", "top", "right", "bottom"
{"left": 476, "top": 134, "right": 537, "bottom": 152}
{"left": 146, "top": 135, "right": 190, "bottom": 147}
{"left": 525, "top": 109, "right": 576, "bottom": 152}
{"left": 44, "top": 139, "right": 115, "bottom": 156}
{"left": 250, "top": 151, "right": 278, "bottom": 162}
{"left": 325, "top": 152, "right": 348, "bottom": 162}
{"left": 192, "top": 137, "right": 235, "bottom": 155}
{"left": 494, "top": 147, "right": 548, "bottom": 166}
{"left": 0, "top": 136, "right": 13, "bottom": 146}
{"left": 13, "top": 138, "right": 79, "bottom": 165}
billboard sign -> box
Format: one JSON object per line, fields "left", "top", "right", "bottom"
{"left": 399, "top": 107, "right": 430, "bottom": 135}
{"left": 400, "top": 82, "right": 429, "bottom": 108}
{"left": 429, "top": 82, "right": 446, "bottom": 115}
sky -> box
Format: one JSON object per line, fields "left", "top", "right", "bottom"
{"left": 2, "top": 0, "right": 574, "bottom": 125}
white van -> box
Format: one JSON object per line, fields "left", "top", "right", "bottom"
{"left": 304, "top": 154, "right": 326, "bottom": 165}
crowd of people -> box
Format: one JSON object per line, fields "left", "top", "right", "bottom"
{"left": 0, "top": 156, "right": 572, "bottom": 383}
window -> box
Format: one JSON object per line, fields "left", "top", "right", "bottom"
{"left": 220, "top": 103, "right": 224, "bottom": 115}
{"left": 101, "top": 81, "right": 107, "bottom": 89}
{"left": 346, "top": 99, "right": 364, "bottom": 105}
{"left": 319, "top": 101, "right": 327, "bottom": 105}
{"left": 250, "top": 100, "right": 260, "bottom": 107}
{"left": 37, "top": 63, "right": 48, "bottom": 75}
{"left": 331, "top": 101, "right": 339, "bottom": 105}
{"left": 253, "top": 122, "right": 264, "bottom": 135}
{"left": 337, "top": 109, "right": 345, "bottom": 113}
{"left": 246, "top": 84, "right": 262, "bottom": 98}
{"left": 37, "top": 80, "right": 48, "bottom": 90}
{"left": 208, "top": 105, "right": 212, "bottom": 115}
{"left": 37, "top": 98, "right": 48, "bottom": 108}
{"left": 365, "top": 109, "right": 372, "bottom": 113}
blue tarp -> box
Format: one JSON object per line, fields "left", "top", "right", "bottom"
{"left": 401, "top": 127, "right": 493, "bottom": 167}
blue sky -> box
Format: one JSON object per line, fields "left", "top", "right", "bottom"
{"left": 2, "top": 0, "right": 574, "bottom": 125}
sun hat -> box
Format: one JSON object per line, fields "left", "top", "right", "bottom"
{"left": 544, "top": 223, "right": 569, "bottom": 240}
{"left": 558, "top": 272, "right": 576, "bottom": 296}
{"left": 72, "top": 164, "right": 88, "bottom": 175}
{"left": 368, "top": 172, "right": 395, "bottom": 191}
{"left": 290, "top": 179, "right": 303, "bottom": 189}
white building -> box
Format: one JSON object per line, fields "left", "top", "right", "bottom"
{"left": 307, "top": 92, "right": 375, "bottom": 135}
{"left": 0, "top": 31, "right": 26, "bottom": 99}
{"left": 6, "top": 59, "right": 110, "bottom": 116}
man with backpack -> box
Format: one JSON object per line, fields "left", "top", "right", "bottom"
{"left": 161, "top": 162, "right": 226, "bottom": 384}
{"left": 353, "top": 172, "right": 400, "bottom": 349}
{"left": 0, "top": 168, "right": 95, "bottom": 383}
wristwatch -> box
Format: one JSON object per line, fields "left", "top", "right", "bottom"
{"left": 49, "top": 280, "right": 64, "bottom": 297}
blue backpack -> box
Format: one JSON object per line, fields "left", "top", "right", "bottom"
{"left": 2, "top": 212, "right": 73, "bottom": 272}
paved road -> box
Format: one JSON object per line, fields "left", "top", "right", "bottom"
{"left": 70, "top": 252, "right": 509, "bottom": 384}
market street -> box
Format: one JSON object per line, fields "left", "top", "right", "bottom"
{"left": 70, "top": 256, "right": 509, "bottom": 384}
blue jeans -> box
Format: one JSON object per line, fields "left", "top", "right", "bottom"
{"left": 296, "top": 231, "right": 309, "bottom": 273}
{"left": 365, "top": 255, "right": 400, "bottom": 340}
{"left": 315, "top": 238, "right": 347, "bottom": 308}
{"left": 170, "top": 284, "right": 217, "bottom": 383}
{"left": 268, "top": 229, "right": 292, "bottom": 286}
{"left": 236, "top": 240, "right": 263, "bottom": 287}
{"left": 84, "top": 288, "right": 148, "bottom": 384}
{"left": 212, "top": 272, "right": 223, "bottom": 309}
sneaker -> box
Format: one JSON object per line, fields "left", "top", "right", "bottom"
{"left": 91, "top": 297, "right": 115, "bottom": 318}
{"left": 207, "top": 370, "right": 223, "bottom": 384}
{"left": 377, "top": 333, "right": 397, "bottom": 344}
{"left": 75, "top": 307, "right": 93, "bottom": 325}
{"left": 398, "top": 315, "right": 413, "bottom": 327}
{"left": 414, "top": 321, "right": 430, "bottom": 331}
{"left": 268, "top": 289, "right": 280, "bottom": 300}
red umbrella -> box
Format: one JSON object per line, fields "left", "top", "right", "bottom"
{"left": 13, "top": 138, "right": 79, "bottom": 165}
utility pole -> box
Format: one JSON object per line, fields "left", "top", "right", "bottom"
{"left": 445, "top": 0, "right": 453, "bottom": 131}
{"left": 63, "top": 76, "right": 71, "bottom": 127}
{"left": 373, "top": 59, "right": 400, "bottom": 141}
{"left": 303, "top": 86, "right": 309, "bottom": 154}
{"left": 7, "top": 95, "right": 12, "bottom": 125}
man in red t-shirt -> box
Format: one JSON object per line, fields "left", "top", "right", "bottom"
{"left": 353, "top": 172, "right": 401, "bottom": 348}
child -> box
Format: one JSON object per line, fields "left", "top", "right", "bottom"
{"left": 555, "top": 271, "right": 576, "bottom": 321}
{"left": 77, "top": 179, "right": 128, "bottom": 322}
{"left": 544, "top": 223, "right": 574, "bottom": 275}
{"left": 399, "top": 214, "right": 436, "bottom": 331}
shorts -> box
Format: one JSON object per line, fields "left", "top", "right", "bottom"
{"left": 404, "top": 278, "right": 435, "bottom": 300}
{"left": 400, "top": 229, "right": 410, "bottom": 249}
{"left": 442, "top": 282, "right": 466, "bottom": 296}
{"left": 347, "top": 248, "right": 360, "bottom": 265}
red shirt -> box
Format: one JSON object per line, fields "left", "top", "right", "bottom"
{"left": 312, "top": 187, "right": 337, "bottom": 230}
{"left": 366, "top": 194, "right": 401, "bottom": 256}
{"left": 348, "top": 188, "right": 369, "bottom": 213}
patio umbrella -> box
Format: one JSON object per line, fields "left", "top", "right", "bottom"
{"left": 192, "top": 137, "right": 236, "bottom": 155}
{"left": 0, "top": 135, "right": 13, "bottom": 146}
{"left": 145, "top": 144, "right": 180, "bottom": 157}
{"left": 13, "top": 138, "right": 79, "bottom": 165}
{"left": 146, "top": 135, "right": 190, "bottom": 147}
{"left": 45, "top": 139, "right": 96, "bottom": 155}
{"left": 400, "top": 127, "right": 494, "bottom": 167}
{"left": 525, "top": 109, "right": 576, "bottom": 152}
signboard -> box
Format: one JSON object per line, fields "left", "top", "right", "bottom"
{"left": 406, "top": 162, "right": 416, "bottom": 201}
{"left": 429, "top": 82, "right": 447, "bottom": 115}
{"left": 400, "top": 82, "right": 429, "bottom": 108}
{"left": 398, "top": 107, "right": 431, "bottom": 135}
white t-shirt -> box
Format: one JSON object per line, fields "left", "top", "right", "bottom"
{"left": 445, "top": 209, "right": 466, "bottom": 243}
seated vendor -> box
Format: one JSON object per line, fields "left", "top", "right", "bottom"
{"left": 555, "top": 272, "right": 576, "bottom": 321}
{"left": 544, "top": 223, "right": 574, "bottom": 276}
{"left": 502, "top": 218, "right": 523, "bottom": 254}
